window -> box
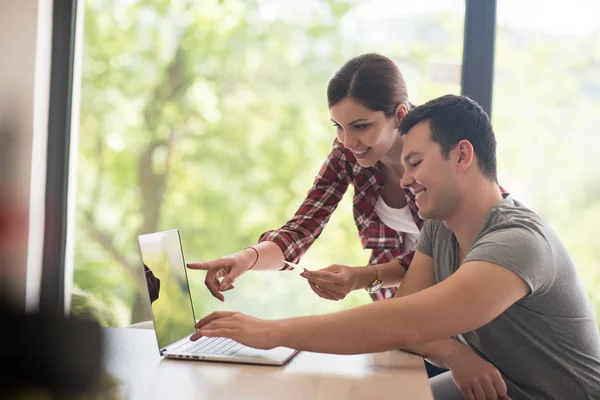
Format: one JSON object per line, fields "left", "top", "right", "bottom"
{"left": 493, "top": 0, "right": 600, "bottom": 320}
{"left": 71, "top": 0, "right": 465, "bottom": 326}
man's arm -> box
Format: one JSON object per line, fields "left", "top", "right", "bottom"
{"left": 394, "top": 250, "right": 435, "bottom": 297}
{"left": 391, "top": 251, "right": 463, "bottom": 367}
{"left": 194, "top": 260, "right": 529, "bottom": 354}
{"left": 390, "top": 253, "right": 514, "bottom": 400}
{"left": 282, "top": 261, "right": 528, "bottom": 353}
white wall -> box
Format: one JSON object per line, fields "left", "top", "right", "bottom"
{"left": 0, "top": 0, "right": 52, "bottom": 312}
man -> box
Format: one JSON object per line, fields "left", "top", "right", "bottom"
{"left": 191, "top": 95, "right": 600, "bottom": 399}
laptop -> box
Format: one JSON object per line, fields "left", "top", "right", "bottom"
{"left": 137, "top": 229, "right": 298, "bottom": 365}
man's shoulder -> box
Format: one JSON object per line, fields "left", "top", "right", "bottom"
{"left": 490, "top": 195, "right": 540, "bottom": 221}
{"left": 472, "top": 199, "right": 557, "bottom": 267}
{"left": 484, "top": 197, "right": 549, "bottom": 241}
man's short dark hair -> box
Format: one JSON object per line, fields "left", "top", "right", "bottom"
{"left": 399, "top": 94, "right": 498, "bottom": 183}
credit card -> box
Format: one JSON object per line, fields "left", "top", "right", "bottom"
{"left": 282, "top": 260, "right": 310, "bottom": 272}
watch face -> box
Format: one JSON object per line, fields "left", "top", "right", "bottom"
{"left": 369, "top": 281, "right": 383, "bottom": 294}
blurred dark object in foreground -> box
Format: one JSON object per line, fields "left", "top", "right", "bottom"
{"left": 0, "top": 303, "right": 105, "bottom": 398}
{"left": 1, "top": 104, "right": 105, "bottom": 397}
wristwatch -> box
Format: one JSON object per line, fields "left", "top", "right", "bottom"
{"left": 365, "top": 265, "right": 383, "bottom": 294}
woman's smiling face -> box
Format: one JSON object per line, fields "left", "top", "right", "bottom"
{"left": 329, "top": 97, "right": 400, "bottom": 168}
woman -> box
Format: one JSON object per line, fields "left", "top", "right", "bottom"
{"left": 188, "top": 53, "right": 421, "bottom": 304}
{"left": 188, "top": 53, "right": 447, "bottom": 377}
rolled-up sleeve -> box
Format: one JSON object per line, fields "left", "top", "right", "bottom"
{"left": 259, "top": 141, "right": 350, "bottom": 269}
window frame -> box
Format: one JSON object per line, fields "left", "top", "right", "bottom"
{"left": 40, "top": 0, "right": 497, "bottom": 314}
{"left": 40, "top": 0, "right": 79, "bottom": 315}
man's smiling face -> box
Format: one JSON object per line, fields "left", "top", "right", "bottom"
{"left": 400, "top": 120, "right": 461, "bottom": 221}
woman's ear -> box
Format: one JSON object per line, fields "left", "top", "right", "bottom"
{"left": 395, "top": 104, "right": 408, "bottom": 126}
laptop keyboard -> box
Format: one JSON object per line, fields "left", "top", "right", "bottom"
{"left": 172, "top": 336, "right": 245, "bottom": 356}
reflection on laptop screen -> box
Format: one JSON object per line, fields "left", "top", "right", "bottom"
{"left": 138, "top": 230, "right": 196, "bottom": 350}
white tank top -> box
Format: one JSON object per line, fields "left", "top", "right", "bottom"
{"left": 374, "top": 196, "right": 420, "bottom": 252}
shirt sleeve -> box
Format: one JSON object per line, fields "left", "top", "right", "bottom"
{"left": 258, "top": 140, "right": 350, "bottom": 268}
{"left": 415, "top": 220, "right": 436, "bottom": 258}
{"left": 463, "top": 222, "right": 555, "bottom": 296}
{"left": 395, "top": 250, "right": 414, "bottom": 271}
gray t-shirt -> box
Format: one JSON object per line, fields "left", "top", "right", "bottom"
{"left": 417, "top": 195, "right": 600, "bottom": 400}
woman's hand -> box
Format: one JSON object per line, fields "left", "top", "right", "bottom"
{"left": 187, "top": 248, "right": 257, "bottom": 301}
{"left": 300, "top": 264, "right": 361, "bottom": 301}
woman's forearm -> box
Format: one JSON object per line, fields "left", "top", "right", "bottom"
{"left": 242, "top": 241, "right": 286, "bottom": 271}
{"left": 352, "top": 260, "right": 407, "bottom": 291}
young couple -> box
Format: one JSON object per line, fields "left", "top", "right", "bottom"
{"left": 187, "top": 54, "right": 600, "bottom": 399}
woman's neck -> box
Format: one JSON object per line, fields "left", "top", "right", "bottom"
{"left": 379, "top": 135, "right": 405, "bottom": 177}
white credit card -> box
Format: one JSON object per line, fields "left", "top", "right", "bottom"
{"left": 282, "top": 260, "right": 310, "bottom": 273}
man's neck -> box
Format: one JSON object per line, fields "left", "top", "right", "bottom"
{"left": 444, "top": 179, "right": 503, "bottom": 255}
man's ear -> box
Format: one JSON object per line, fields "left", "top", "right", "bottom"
{"left": 456, "top": 140, "right": 474, "bottom": 173}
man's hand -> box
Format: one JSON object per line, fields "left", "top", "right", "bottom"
{"left": 300, "top": 264, "right": 360, "bottom": 301}
{"left": 446, "top": 345, "right": 511, "bottom": 400}
{"left": 191, "top": 312, "right": 282, "bottom": 350}
{"left": 187, "top": 249, "right": 257, "bottom": 301}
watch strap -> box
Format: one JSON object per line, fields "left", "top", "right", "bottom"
{"left": 365, "top": 265, "right": 383, "bottom": 293}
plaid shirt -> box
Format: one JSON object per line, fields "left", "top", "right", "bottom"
{"left": 259, "top": 139, "right": 423, "bottom": 301}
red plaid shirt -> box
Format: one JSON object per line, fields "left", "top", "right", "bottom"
{"left": 259, "top": 139, "right": 423, "bottom": 301}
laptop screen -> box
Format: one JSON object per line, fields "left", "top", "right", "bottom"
{"left": 137, "top": 230, "right": 196, "bottom": 350}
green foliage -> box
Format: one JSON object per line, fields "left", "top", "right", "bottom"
{"left": 74, "top": 0, "right": 380, "bottom": 325}
{"left": 72, "top": 0, "right": 600, "bottom": 333}
{"left": 70, "top": 288, "right": 120, "bottom": 327}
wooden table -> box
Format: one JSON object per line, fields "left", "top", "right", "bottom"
{"left": 104, "top": 327, "right": 433, "bottom": 400}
